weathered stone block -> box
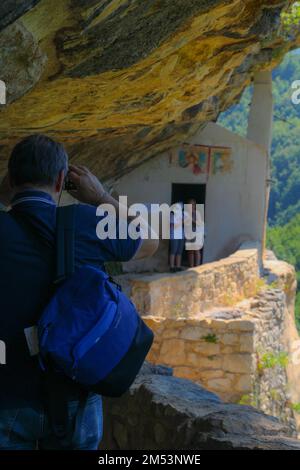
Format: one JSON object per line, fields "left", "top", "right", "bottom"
{"left": 221, "top": 333, "right": 239, "bottom": 345}
{"left": 221, "top": 346, "right": 237, "bottom": 354}
{"left": 194, "top": 342, "right": 220, "bottom": 355}
{"left": 235, "top": 374, "right": 253, "bottom": 393}
{"left": 186, "top": 352, "right": 201, "bottom": 367}
{"left": 227, "top": 320, "right": 255, "bottom": 332}
{"left": 199, "top": 370, "right": 224, "bottom": 380}
{"left": 173, "top": 366, "right": 200, "bottom": 381}
{"left": 199, "top": 356, "right": 223, "bottom": 370}
{"left": 239, "top": 334, "right": 254, "bottom": 353}
{"left": 223, "top": 354, "right": 254, "bottom": 374}
{"left": 159, "top": 339, "right": 186, "bottom": 366}
{"left": 180, "top": 326, "right": 209, "bottom": 341}
{"left": 207, "top": 377, "right": 233, "bottom": 391}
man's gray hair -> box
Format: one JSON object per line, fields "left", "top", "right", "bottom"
{"left": 9, "top": 134, "right": 68, "bottom": 187}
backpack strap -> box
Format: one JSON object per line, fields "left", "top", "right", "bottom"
{"left": 55, "top": 205, "right": 76, "bottom": 283}
{"left": 47, "top": 204, "right": 88, "bottom": 447}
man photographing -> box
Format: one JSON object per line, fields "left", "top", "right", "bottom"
{"left": 0, "top": 134, "right": 158, "bottom": 450}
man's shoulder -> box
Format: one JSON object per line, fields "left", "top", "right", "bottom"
{"left": 59, "top": 203, "right": 97, "bottom": 219}
{"left": 70, "top": 203, "right": 99, "bottom": 239}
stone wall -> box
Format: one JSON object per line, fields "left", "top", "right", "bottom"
{"left": 145, "top": 311, "right": 256, "bottom": 404}
{"left": 101, "top": 364, "right": 300, "bottom": 450}
{"left": 118, "top": 243, "right": 260, "bottom": 318}
{"left": 144, "top": 288, "right": 297, "bottom": 435}
{"left": 264, "top": 256, "right": 300, "bottom": 431}
{"left": 250, "top": 289, "right": 296, "bottom": 432}
{"left": 117, "top": 245, "right": 300, "bottom": 433}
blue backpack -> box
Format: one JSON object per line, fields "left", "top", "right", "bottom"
{"left": 38, "top": 205, "right": 154, "bottom": 397}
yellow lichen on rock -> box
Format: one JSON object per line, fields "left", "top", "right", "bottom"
{"left": 0, "top": 0, "right": 296, "bottom": 178}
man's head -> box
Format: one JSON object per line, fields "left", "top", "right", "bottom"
{"left": 8, "top": 134, "right": 68, "bottom": 201}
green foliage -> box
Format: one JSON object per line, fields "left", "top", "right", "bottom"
{"left": 291, "top": 402, "right": 300, "bottom": 414}
{"left": 269, "top": 388, "right": 280, "bottom": 401}
{"left": 267, "top": 215, "right": 300, "bottom": 330}
{"left": 296, "top": 293, "right": 300, "bottom": 329}
{"left": 257, "top": 351, "right": 289, "bottom": 371}
{"left": 218, "top": 87, "right": 250, "bottom": 138}
{"left": 238, "top": 394, "right": 255, "bottom": 407}
{"left": 281, "top": 2, "right": 300, "bottom": 39}
{"left": 202, "top": 333, "right": 218, "bottom": 344}
{"left": 267, "top": 215, "right": 300, "bottom": 279}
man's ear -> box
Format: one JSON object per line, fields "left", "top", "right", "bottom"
{"left": 55, "top": 169, "right": 65, "bottom": 193}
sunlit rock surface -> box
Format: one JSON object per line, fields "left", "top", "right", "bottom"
{"left": 101, "top": 363, "right": 300, "bottom": 450}
{"left": 0, "top": 0, "right": 294, "bottom": 179}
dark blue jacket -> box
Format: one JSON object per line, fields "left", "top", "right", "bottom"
{"left": 0, "top": 190, "right": 141, "bottom": 406}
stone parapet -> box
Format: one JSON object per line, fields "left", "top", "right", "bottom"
{"left": 117, "top": 244, "right": 260, "bottom": 318}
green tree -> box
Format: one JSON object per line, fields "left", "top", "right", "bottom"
{"left": 267, "top": 215, "right": 300, "bottom": 330}
{"left": 218, "top": 51, "right": 300, "bottom": 227}
{"left": 218, "top": 49, "right": 300, "bottom": 329}
{"left": 281, "top": 2, "right": 300, "bottom": 39}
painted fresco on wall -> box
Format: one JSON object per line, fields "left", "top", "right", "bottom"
{"left": 169, "top": 144, "right": 233, "bottom": 176}
{"left": 177, "top": 144, "right": 210, "bottom": 175}
{"left": 210, "top": 147, "right": 233, "bottom": 174}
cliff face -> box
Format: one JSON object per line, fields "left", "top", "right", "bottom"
{"left": 0, "top": 0, "right": 294, "bottom": 179}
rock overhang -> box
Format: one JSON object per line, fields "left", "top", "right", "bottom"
{"left": 0, "top": 0, "right": 297, "bottom": 180}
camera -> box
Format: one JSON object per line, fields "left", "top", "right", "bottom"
{"left": 64, "top": 175, "right": 77, "bottom": 191}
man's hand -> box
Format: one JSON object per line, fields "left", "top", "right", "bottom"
{"left": 67, "top": 165, "right": 106, "bottom": 206}
{"left": 68, "top": 164, "right": 159, "bottom": 260}
{"left": 0, "top": 173, "right": 14, "bottom": 207}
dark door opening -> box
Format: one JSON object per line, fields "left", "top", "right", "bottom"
{"left": 171, "top": 183, "right": 206, "bottom": 266}
{"left": 171, "top": 183, "right": 206, "bottom": 206}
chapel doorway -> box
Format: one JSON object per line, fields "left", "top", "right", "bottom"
{"left": 171, "top": 183, "right": 206, "bottom": 266}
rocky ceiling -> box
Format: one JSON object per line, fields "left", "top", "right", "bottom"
{"left": 0, "top": 0, "right": 295, "bottom": 181}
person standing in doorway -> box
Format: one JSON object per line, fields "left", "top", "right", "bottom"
{"left": 169, "top": 202, "right": 185, "bottom": 273}
{"left": 185, "top": 198, "right": 204, "bottom": 267}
